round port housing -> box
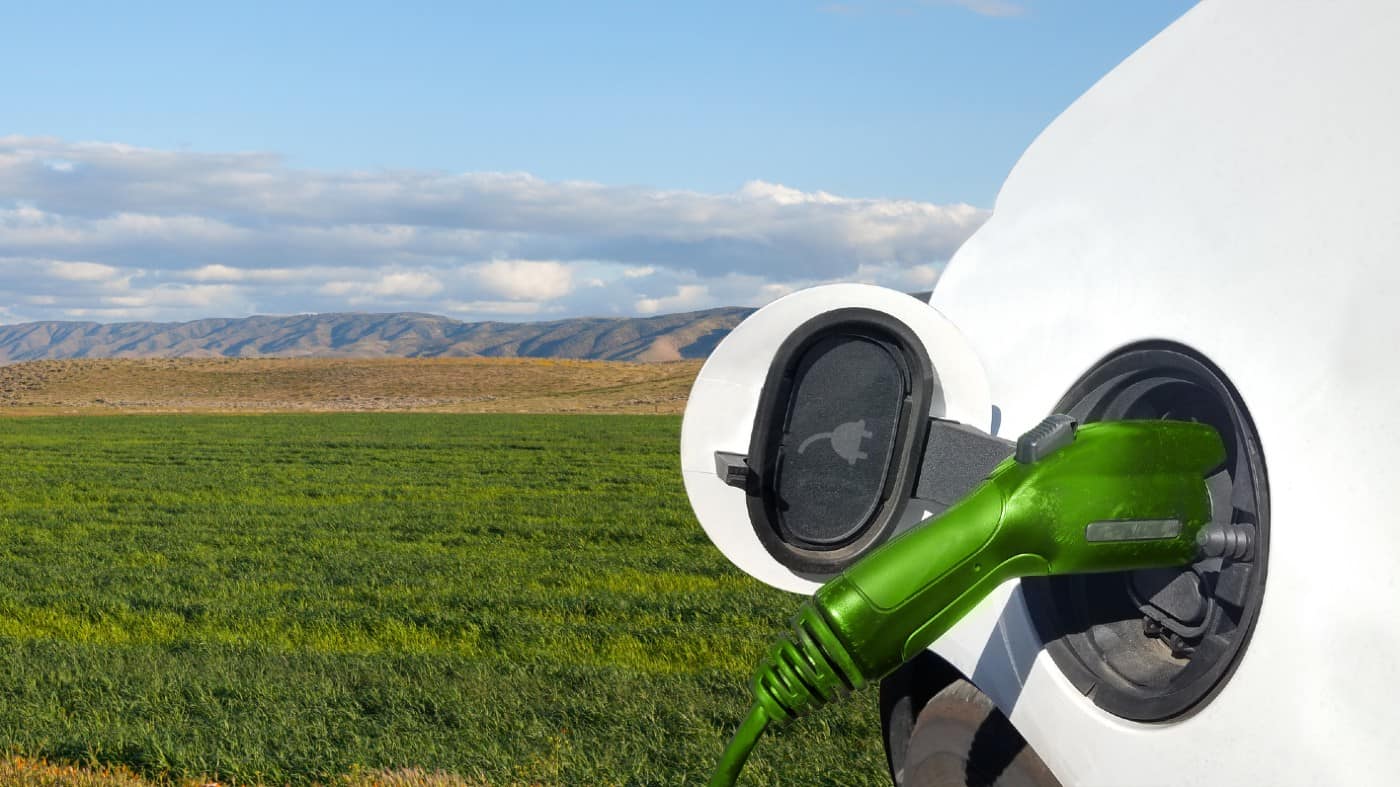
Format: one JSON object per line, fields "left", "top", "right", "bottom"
{"left": 1021, "top": 342, "right": 1269, "bottom": 721}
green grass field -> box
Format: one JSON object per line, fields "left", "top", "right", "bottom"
{"left": 0, "top": 414, "right": 888, "bottom": 785}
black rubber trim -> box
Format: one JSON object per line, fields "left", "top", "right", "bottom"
{"left": 745, "top": 308, "right": 935, "bottom": 575}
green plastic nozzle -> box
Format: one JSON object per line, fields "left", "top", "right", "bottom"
{"left": 709, "top": 419, "right": 1225, "bottom": 786}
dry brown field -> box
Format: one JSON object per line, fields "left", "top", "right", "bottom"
{"left": 0, "top": 357, "right": 705, "bottom": 416}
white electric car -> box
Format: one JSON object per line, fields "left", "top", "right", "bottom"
{"left": 683, "top": 1, "right": 1398, "bottom": 784}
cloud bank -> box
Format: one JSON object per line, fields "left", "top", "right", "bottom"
{"left": 0, "top": 136, "right": 988, "bottom": 323}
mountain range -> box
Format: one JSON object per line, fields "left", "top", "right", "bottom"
{"left": 0, "top": 308, "right": 756, "bottom": 364}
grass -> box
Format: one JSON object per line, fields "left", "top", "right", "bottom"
{"left": 0, "top": 414, "right": 887, "bottom": 785}
{"left": 0, "top": 757, "right": 486, "bottom": 786}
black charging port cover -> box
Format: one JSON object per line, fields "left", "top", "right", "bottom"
{"left": 746, "top": 308, "right": 935, "bottom": 574}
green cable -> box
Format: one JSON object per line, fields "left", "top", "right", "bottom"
{"left": 707, "top": 705, "right": 769, "bottom": 787}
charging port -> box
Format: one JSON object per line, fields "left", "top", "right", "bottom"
{"left": 1022, "top": 342, "right": 1269, "bottom": 721}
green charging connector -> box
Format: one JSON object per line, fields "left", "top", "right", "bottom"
{"left": 709, "top": 417, "right": 1226, "bottom": 786}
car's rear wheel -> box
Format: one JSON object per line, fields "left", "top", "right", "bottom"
{"left": 901, "top": 679, "right": 1061, "bottom": 787}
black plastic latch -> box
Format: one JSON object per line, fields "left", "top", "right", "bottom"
{"left": 1015, "top": 414, "right": 1077, "bottom": 464}
{"left": 714, "top": 451, "right": 754, "bottom": 491}
{"left": 912, "top": 419, "right": 1015, "bottom": 516}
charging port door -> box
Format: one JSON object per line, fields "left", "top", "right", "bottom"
{"left": 743, "top": 309, "right": 935, "bottom": 574}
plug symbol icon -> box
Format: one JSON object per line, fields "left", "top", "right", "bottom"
{"left": 798, "top": 420, "right": 874, "bottom": 466}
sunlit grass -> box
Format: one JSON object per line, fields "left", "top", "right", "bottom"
{"left": 0, "top": 414, "right": 886, "bottom": 785}
{"left": 0, "top": 755, "right": 491, "bottom": 785}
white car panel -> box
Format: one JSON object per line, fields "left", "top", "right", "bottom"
{"left": 931, "top": 0, "right": 1400, "bottom": 782}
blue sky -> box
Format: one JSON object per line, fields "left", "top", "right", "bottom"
{"left": 0, "top": 0, "right": 1197, "bottom": 324}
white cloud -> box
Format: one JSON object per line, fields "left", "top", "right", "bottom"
{"left": 444, "top": 300, "right": 546, "bottom": 316}
{"left": 371, "top": 271, "right": 443, "bottom": 298}
{"left": 853, "top": 261, "right": 943, "bottom": 290}
{"left": 0, "top": 135, "right": 986, "bottom": 323}
{"left": 472, "top": 260, "right": 574, "bottom": 301}
{"left": 188, "top": 264, "right": 299, "bottom": 283}
{"left": 636, "top": 284, "right": 711, "bottom": 315}
{"left": 48, "top": 260, "right": 121, "bottom": 282}
{"left": 104, "top": 283, "right": 238, "bottom": 309}
{"left": 318, "top": 270, "right": 443, "bottom": 302}
{"left": 189, "top": 264, "right": 245, "bottom": 281}
{"left": 318, "top": 281, "right": 357, "bottom": 297}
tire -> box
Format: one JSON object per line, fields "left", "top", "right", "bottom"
{"left": 901, "top": 679, "right": 1061, "bottom": 787}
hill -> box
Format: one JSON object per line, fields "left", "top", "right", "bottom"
{"left": 0, "top": 308, "right": 753, "bottom": 364}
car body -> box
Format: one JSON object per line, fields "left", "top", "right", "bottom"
{"left": 687, "top": 1, "right": 1400, "bottom": 783}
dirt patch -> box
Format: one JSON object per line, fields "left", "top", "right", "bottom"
{"left": 0, "top": 357, "right": 705, "bottom": 416}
